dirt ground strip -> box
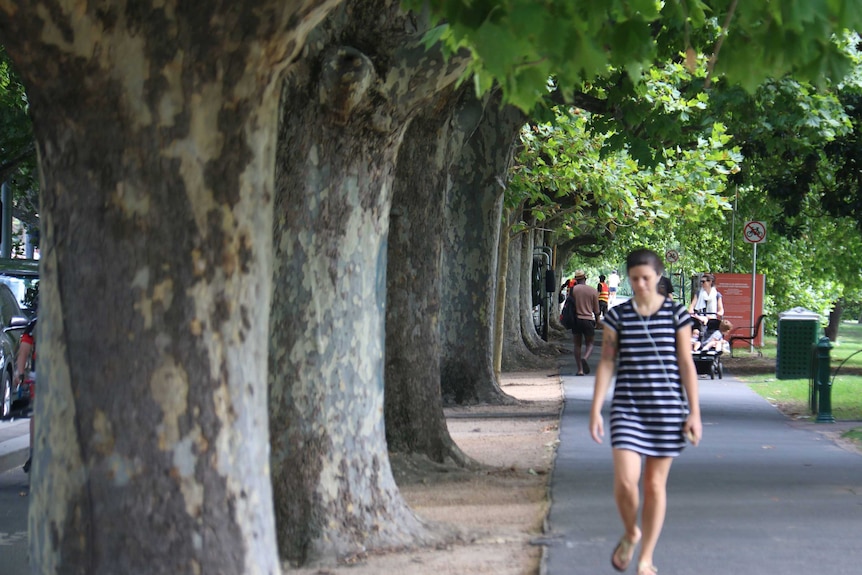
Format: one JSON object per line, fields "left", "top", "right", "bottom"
{"left": 291, "top": 369, "right": 563, "bottom": 575}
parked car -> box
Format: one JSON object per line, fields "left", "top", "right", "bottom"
{"left": 0, "top": 258, "right": 39, "bottom": 317}
{"left": 0, "top": 284, "right": 28, "bottom": 418}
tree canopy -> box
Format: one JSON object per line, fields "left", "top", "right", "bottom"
{"left": 412, "top": 0, "right": 862, "bottom": 110}
{"left": 509, "top": 105, "right": 738, "bottom": 255}
{"left": 499, "top": 18, "right": 862, "bottom": 328}
{"left": 0, "top": 45, "right": 37, "bottom": 229}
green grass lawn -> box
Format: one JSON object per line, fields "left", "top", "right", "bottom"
{"left": 735, "top": 320, "right": 862, "bottom": 422}
{"left": 843, "top": 427, "right": 862, "bottom": 444}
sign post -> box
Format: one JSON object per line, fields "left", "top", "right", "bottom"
{"left": 665, "top": 249, "right": 680, "bottom": 303}
{"left": 743, "top": 221, "right": 766, "bottom": 353}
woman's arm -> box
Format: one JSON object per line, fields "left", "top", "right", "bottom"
{"left": 589, "top": 326, "right": 618, "bottom": 443}
{"left": 16, "top": 338, "right": 33, "bottom": 381}
{"left": 687, "top": 289, "right": 700, "bottom": 314}
{"left": 716, "top": 292, "right": 725, "bottom": 318}
{"left": 676, "top": 325, "right": 702, "bottom": 445}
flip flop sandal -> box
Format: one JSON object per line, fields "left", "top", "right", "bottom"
{"left": 611, "top": 536, "right": 637, "bottom": 572}
{"left": 582, "top": 358, "right": 591, "bottom": 374}
{"left": 637, "top": 562, "right": 658, "bottom": 575}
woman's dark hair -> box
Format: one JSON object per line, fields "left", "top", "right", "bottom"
{"left": 657, "top": 276, "right": 674, "bottom": 296}
{"left": 702, "top": 272, "right": 716, "bottom": 283}
{"left": 626, "top": 248, "right": 665, "bottom": 275}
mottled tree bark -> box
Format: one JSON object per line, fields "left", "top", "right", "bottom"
{"left": 519, "top": 227, "right": 559, "bottom": 356}
{"left": 555, "top": 244, "right": 576, "bottom": 286}
{"left": 440, "top": 96, "right": 525, "bottom": 404}
{"left": 268, "top": 0, "right": 466, "bottom": 565}
{"left": 493, "top": 210, "right": 512, "bottom": 377}
{"left": 384, "top": 86, "right": 472, "bottom": 465}
{"left": 502, "top": 231, "right": 552, "bottom": 370}
{"left": 0, "top": 1, "right": 338, "bottom": 573}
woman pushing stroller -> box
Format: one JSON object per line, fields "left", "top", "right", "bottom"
{"left": 688, "top": 273, "right": 724, "bottom": 327}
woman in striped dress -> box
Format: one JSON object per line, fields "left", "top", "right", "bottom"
{"left": 589, "top": 249, "right": 701, "bottom": 575}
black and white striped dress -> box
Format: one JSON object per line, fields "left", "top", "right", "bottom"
{"left": 603, "top": 299, "right": 691, "bottom": 457}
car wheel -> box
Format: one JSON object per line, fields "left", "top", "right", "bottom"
{"left": 1, "top": 370, "right": 11, "bottom": 418}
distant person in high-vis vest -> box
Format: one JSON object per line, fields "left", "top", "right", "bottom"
{"left": 597, "top": 274, "right": 610, "bottom": 319}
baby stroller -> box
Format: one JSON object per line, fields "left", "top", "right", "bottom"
{"left": 692, "top": 318, "right": 724, "bottom": 379}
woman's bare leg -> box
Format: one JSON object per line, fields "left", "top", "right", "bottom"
{"left": 612, "top": 449, "right": 643, "bottom": 554}
{"left": 638, "top": 456, "right": 674, "bottom": 568}
{"left": 573, "top": 333, "right": 584, "bottom": 374}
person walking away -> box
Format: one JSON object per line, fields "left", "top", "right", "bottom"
{"left": 16, "top": 317, "right": 36, "bottom": 473}
{"left": 608, "top": 270, "right": 620, "bottom": 306}
{"left": 559, "top": 278, "right": 572, "bottom": 306}
{"left": 687, "top": 273, "right": 724, "bottom": 327}
{"left": 569, "top": 270, "right": 600, "bottom": 376}
{"left": 589, "top": 249, "right": 701, "bottom": 575}
{"left": 657, "top": 276, "right": 674, "bottom": 299}
{"left": 597, "top": 274, "right": 610, "bottom": 319}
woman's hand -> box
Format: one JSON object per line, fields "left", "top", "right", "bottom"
{"left": 683, "top": 414, "right": 703, "bottom": 446}
{"left": 589, "top": 412, "right": 604, "bottom": 444}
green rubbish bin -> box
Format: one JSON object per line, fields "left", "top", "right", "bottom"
{"left": 776, "top": 307, "right": 821, "bottom": 380}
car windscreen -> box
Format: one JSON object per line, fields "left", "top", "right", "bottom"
{"left": 0, "top": 275, "right": 38, "bottom": 315}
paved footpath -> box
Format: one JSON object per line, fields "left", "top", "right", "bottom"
{"left": 545, "top": 349, "right": 862, "bottom": 575}
{"left": 4, "top": 349, "right": 862, "bottom": 575}
{"left": 0, "top": 417, "right": 30, "bottom": 574}
{"left": 0, "top": 417, "right": 30, "bottom": 475}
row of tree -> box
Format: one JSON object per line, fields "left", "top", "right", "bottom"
{"left": 511, "top": 55, "right": 862, "bottom": 341}
{"left": 2, "top": 1, "right": 862, "bottom": 572}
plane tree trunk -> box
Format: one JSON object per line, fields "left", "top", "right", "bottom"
{"left": 268, "top": 1, "right": 466, "bottom": 565}
{"left": 520, "top": 228, "right": 559, "bottom": 357}
{"left": 825, "top": 299, "right": 843, "bottom": 342}
{"left": 384, "top": 86, "right": 473, "bottom": 466}
{"left": 0, "top": 1, "right": 338, "bottom": 573}
{"left": 502, "top": 230, "right": 553, "bottom": 370}
{"left": 440, "top": 96, "right": 525, "bottom": 404}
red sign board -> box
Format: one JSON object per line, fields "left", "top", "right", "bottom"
{"left": 713, "top": 273, "right": 765, "bottom": 348}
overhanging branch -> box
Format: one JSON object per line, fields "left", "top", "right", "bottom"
{"left": 0, "top": 144, "right": 36, "bottom": 183}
